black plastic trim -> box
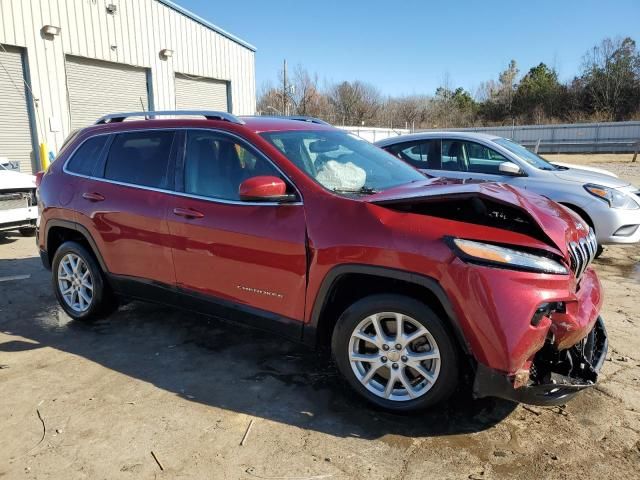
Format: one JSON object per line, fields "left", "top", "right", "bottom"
{"left": 107, "top": 274, "right": 304, "bottom": 342}
{"left": 304, "top": 264, "right": 470, "bottom": 352}
{"left": 42, "top": 219, "right": 109, "bottom": 272}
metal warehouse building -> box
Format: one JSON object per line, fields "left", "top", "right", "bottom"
{"left": 0, "top": 0, "right": 256, "bottom": 174}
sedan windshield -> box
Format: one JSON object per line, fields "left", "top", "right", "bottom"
{"left": 260, "top": 130, "right": 425, "bottom": 194}
{"left": 493, "top": 137, "right": 558, "bottom": 171}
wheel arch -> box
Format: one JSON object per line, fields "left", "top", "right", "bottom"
{"left": 45, "top": 219, "right": 108, "bottom": 272}
{"left": 304, "top": 265, "right": 471, "bottom": 356}
{"left": 558, "top": 202, "right": 595, "bottom": 229}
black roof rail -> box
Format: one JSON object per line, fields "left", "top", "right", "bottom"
{"left": 95, "top": 110, "right": 245, "bottom": 125}
{"left": 250, "top": 115, "right": 330, "bottom": 125}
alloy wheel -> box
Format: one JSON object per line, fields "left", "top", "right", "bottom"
{"left": 57, "top": 253, "right": 94, "bottom": 313}
{"left": 348, "top": 312, "right": 441, "bottom": 401}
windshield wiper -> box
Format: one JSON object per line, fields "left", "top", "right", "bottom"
{"left": 332, "top": 186, "right": 378, "bottom": 195}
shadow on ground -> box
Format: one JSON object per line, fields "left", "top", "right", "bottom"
{"left": 0, "top": 255, "right": 516, "bottom": 440}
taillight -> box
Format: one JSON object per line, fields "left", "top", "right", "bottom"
{"left": 35, "top": 171, "right": 45, "bottom": 188}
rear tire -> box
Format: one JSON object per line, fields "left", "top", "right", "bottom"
{"left": 52, "top": 241, "right": 117, "bottom": 321}
{"left": 331, "top": 294, "right": 459, "bottom": 411}
{"left": 595, "top": 244, "right": 604, "bottom": 258}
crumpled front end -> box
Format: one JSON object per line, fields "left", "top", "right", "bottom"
{"left": 473, "top": 316, "right": 607, "bottom": 406}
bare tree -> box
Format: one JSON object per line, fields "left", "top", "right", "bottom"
{"left": 328, "top": 81, "right": 381, "bottom": 125}
{"left": 581, "top": 37, "right": 640, "bottom": 120}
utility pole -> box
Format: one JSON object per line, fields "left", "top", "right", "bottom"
{"left": 282, "top": 59, "right": 287, "bottom": 116}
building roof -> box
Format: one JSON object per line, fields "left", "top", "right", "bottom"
{"left": 157, "top": 0, "right": 256, "bottom": 52}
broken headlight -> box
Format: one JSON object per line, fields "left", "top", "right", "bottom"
{"left": 449, "top": 238, "right": 569, "bottom": 275}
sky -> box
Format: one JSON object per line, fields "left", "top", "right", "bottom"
{"left": 178, "top": 0, "right": 640, "bottom": 98}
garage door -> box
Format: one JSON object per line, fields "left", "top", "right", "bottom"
{"left": 66, "top": 56, "right": 150, "bottom": 130}
{"left": 0, "top": 45, "right": 35, "bottom": 173}
{"left": 175, "top": 73, "right": 229, "bottom": 112}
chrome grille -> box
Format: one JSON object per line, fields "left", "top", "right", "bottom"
{"left": 569, "top": 229, "right": 597, "bottom": 279}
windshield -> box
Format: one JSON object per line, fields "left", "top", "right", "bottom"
{"left": 493, "top": 138, "right": 558, "bottom": 171}
{"left": 260, "top": 130, "right": 425, "bottom": 194}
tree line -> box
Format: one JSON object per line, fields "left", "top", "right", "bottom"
{"left": 257, "top": 37, "right": 640, "bottom": 129}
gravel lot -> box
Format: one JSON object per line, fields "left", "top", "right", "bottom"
{"left": 1, "top": 161, "right": 639, "bottom": 480}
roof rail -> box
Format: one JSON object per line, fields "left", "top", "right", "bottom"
{"left": 252, "top": 115, "right": 330, "bottom": 125}
{"left": 95, "top": 110, "right": 245, "bottom": 125}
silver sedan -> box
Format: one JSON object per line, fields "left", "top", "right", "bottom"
{"left": 375, "top": 132, "right": 640, "bottom": 252}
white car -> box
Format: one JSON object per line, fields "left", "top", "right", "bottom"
{"left": 0, "top": 158, "right": 38, "bottom": 236}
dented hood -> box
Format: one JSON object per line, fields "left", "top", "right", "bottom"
{"left": 366, "top": 179, "right": 583, "bottom": 255}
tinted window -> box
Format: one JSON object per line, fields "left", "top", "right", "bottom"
{"left": 441, "top": 140, "right": 464, "bottom": 171}
{"left": 104, "top": 131, "right": 175, "bottom": 188}
{"left": 66, "top": 135, "right": 108, "bottom": 176}
{"left": 387, "top": 140, "right": 439, "bottom": 169}
{"left": 464, "top": 141, "right": 508, "bottom": 174}
{"left": 184, "top": 130, "right": 282, "bottom": 200}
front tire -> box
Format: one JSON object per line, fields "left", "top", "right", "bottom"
{"left": 18, "top": 226, "right": 36, "bottom": 237}
{"left": 52, "top": 241, "right": 116, "bottom": 321}
{"left": 331, "top": 294, "right": 459, "bottom": 411}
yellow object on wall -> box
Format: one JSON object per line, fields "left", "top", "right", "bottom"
{"left": 39, "top": 143, "right": 48, "bottom": 171}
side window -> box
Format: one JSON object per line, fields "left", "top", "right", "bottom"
{"left": 441, "top": 140, "right": 465, "bottom": 171}
{"left": 464, "top": 141, "right": 508, "bottom": 174}
{"left": 104, "top": 131, "right": 175, "bottom": 188}
{"left": 65, "top": 135, "right": 108, "bottom": 176}
{"left": 183, "top": 131, "right": 283, "bottom": 201}
{"left": 388, "top": 140, "right": 438, "bottom": 169}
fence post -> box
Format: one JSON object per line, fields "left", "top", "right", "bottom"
{"left": 534, "top": 139, "right": 541, "bottom": 154}
{"left": 633, "top": 141, "right": 639, "bottom": 163}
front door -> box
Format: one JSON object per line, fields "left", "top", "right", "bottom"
{"left": 166, "top": 129, "right": 308, "bottom": 327}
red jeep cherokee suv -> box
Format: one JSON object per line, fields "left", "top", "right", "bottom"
{"left": 37, "top": 111, "right": 607, "bottom": 411}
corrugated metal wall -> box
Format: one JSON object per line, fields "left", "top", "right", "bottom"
{"left": 422, "top": 121, "right": 640, "bottom": 154}
{"left": 0, "top": 44, "right": 34, "bottom": 173}
{"left": 0, "top": 0, "right": 256, "bottom": 165}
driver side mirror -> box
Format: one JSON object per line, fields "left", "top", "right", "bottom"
{"left": 498, "top": 161, "right": 523, "bottom": 176}
{"left": 239, "top": 176, "right": 297, "bottom": 203}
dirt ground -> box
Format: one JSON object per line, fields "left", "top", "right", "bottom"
{"left": 1, "top": 161, "right": 639, "bottom": 480}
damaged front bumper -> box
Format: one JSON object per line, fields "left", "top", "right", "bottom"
{"left": 473, "top": 317, "right": 608, "bottom": 406}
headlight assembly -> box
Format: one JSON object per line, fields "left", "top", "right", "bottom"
{"left": 449, "top": 238, "right": 569, "bottom": 275}
{"left": 584, "top": 184, "right": 639, "bottom": 210}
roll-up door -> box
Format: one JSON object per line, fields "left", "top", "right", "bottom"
{"left": 0, "top": 45, "right": 35, "bottom": 173}
{"left": 66, "top": 56, "right": 150, "bottom": 130}
{"left": 175, "top": 73, "right": 229, "bottom": 112}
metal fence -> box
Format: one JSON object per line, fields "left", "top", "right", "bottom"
{"left": 422, "top": 121, "right": 640, "bottom": 155}
{"left": 338, "top": 126, "right": 410, "bottom": 143}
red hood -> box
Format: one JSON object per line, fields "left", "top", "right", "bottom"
{"left": 366, "top": 179, "right": 586, "bottom": 256}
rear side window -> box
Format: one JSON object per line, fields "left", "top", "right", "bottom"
{"left": 104, "top": 131, "right": 175, "bottom": 188}
{"left": 65, "top": 136, "right": 108, "bottom": 176}
{"left": 386, "top": 140, "right": 438, "bottom": 169}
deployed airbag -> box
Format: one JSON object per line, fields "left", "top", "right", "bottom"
{"left": 316, "top": 160, "right": 366, "bottom": 191}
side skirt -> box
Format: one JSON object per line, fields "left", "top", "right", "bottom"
{"left": 107, "top": 274, "right": 304, "bottom": 343}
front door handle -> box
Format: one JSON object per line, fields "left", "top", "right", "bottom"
{"left": 82, "top": 192, "right": 105, "bottom": 202}
{"left": 173, "top": 207, "right": 205, "bottom": 219}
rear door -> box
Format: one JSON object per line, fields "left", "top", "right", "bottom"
{"left": 166, "top": 129, "right": 308, "bottom": 325}
{"left": 72, "top": 129, "right": 178, "bottom": 286}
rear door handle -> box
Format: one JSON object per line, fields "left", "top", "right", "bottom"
{"left": 82, "top": 192, "right": 105, "bottom": 202}
{"left": 173, "top": 207, "right": 205, "bottom": 219}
